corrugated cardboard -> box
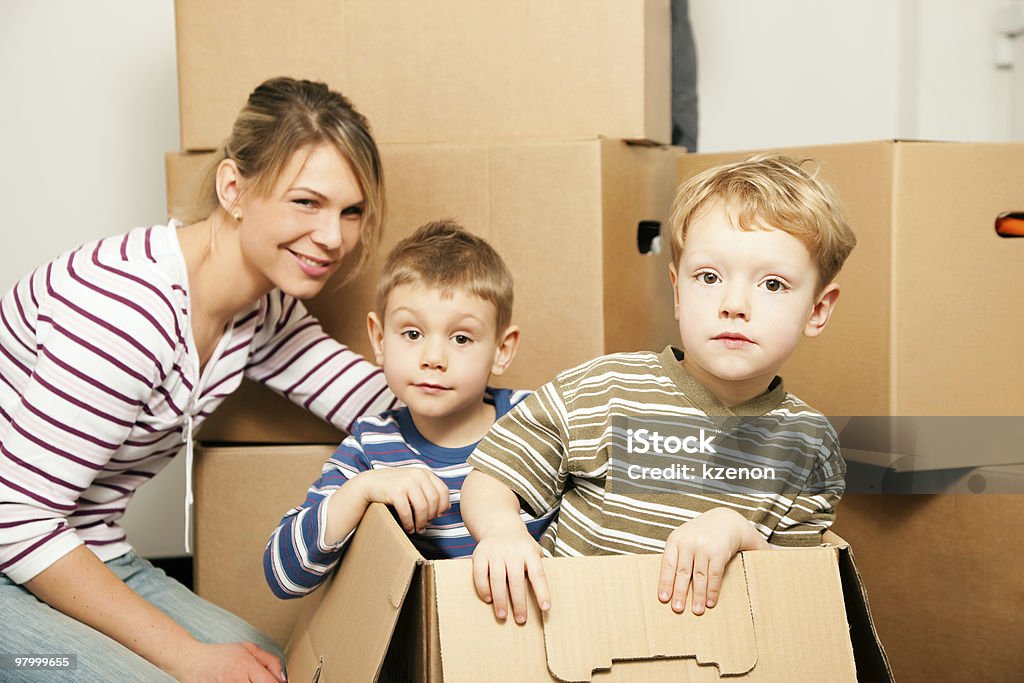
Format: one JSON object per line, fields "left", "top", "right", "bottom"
{"left": 833, "top": 494, "right": 1024, "bottom": 683}
{"left": 169, "top": 139, "right": 681, "bottom": 443}
{"left": 174, "top": 0, "right": 671, "bottom": 150}
{"left": 677, "top": 140, "right": 1024, "bottom": 469}
{"left": 193, "top": 444, "right": 336, "bottom": 646}
{"left": 285, "top": 503, "right": 891, "bottom": 682}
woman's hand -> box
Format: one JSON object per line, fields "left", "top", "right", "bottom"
{"left": 174, "top": 641, "right": 286, "bottom": 683}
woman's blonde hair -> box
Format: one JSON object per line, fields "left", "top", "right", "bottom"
{"left": 188, "top": 77, "right": 384, "bottom": 281}
{"left": 670, "top": 153, "right": 856, "bottom": 289}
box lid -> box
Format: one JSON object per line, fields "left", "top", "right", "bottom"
{"left": 433, "top": 553, "right": 756, "bottom": 681}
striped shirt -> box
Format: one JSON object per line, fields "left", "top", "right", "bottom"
{"left": 264, "top": 387, "right": 555, "bottom": 599}
{"left": 0, "top": 221, "right": 395, "bottom": 583}
{"left": 468, "top": 346, "right": 846, "bottom": 557}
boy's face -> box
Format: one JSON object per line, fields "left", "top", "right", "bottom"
{"left": 367, "top": 284, "right": 518, "bottom": 430}
{"left": 669, "top": 201, "right": 839, "bottom": 402}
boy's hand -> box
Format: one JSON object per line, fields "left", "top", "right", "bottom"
{"left": 352, "top": 468, "right": 451, "bottom": 533}
{"left": 472, "top": 524, "right": 550, "bottom": 625}
{"left": 657, "top": 507, "right": 768, "bottom": 616}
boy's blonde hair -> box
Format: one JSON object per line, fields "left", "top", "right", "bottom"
{"left": 376, "top": 220, "right": 514, "bottom": 333}
{"left": 670, "top": 153, "right": 857, "bottom": 289}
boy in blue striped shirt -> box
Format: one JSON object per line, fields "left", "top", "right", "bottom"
{"left": 264, "top": 220, "right": 551, "bottom": 598}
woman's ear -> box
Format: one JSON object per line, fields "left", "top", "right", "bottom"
{"left": 215, "top": 158, "right": 244, "bottom": 218}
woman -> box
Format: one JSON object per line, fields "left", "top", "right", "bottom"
{"left": 0, "top": 78, "right": 396, "bottom": 682}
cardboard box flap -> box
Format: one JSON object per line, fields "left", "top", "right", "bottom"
{"left": 821, "top": 530, "right": 848, "bottom": 546}
{"left": 433, "top": 558, "right": 554, "bottom": 681}
{"left": 431, "top": 554, "right": 756, "bottom": 682}
{"left": 541, "top": 554, "right": 757, "bottom": 680}
{"left": 741, "top": 545, "right": 859, "bottom": 681}
{"left": 284, "top": 503, "right": 422, "bottom": 683}
{"left": 835, "top": 546, "right": 895, "bottom": 682}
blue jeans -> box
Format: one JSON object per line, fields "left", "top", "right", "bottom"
{"left": 0, "top": 551, "right": 284, "bottom": 681}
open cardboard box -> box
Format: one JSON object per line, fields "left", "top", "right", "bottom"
{"left": 284, "top": 504, "right": 891, "bottom": 682}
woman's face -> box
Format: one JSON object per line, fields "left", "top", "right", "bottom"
{"left": 236, "top": 143, "right": 365, "bottom": 300}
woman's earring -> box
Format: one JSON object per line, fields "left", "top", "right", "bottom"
{"left": 232, "top": 211, "right": 242, "bottom": 222}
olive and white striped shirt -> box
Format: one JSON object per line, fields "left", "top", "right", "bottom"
{"left": 469, "top": 346, "right": 845, "bottom": 556}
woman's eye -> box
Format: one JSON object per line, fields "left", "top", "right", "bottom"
{"left": 402, "top": 330, "right": 422, "bottom": 341}
{"left": 452, "top": 334, "right": 472, "bottom": 345}
{"left": 342, "top": 205, "right": 364, "bottom": 217}
{"left": 293, "top": 198, "right": 317, "bottom": 208}
{"left": 762, "top": 278, "right": 787, "bottom": 292}
{"left": 698, "top": 272, "right": 720, "bottom": 285}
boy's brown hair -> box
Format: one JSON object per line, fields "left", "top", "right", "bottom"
{"left": 669, "top": 153, "right": 857, "bottom": 289}
{"left": 376, "top": 220, "right": 514, "bottom": 333}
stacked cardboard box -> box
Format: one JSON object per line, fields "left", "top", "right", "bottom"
{"left": 171, "top": 0, "right": 683, "bottom": 660}
{"left": 680, "top": 140, "right": 1024, "bottom": 682}
{"left": 170, "top": 0, "right": 680, "bottom": 443}
{"left": 167, "top": 139, "right": 682, "bottom": 443}
{"left": 174, "top": 0, "right": 672, "bottom": 148}
{"left": 170, "top": 2, "right": 889, "bottom": 680}
{"left": 676, "top": 140, "right": 1024, "bottom": 422}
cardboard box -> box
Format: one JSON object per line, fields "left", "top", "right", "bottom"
{"left": 283, "top": 503, "right": 890, "bottom": 682}
{"left": 677, "top": 140, "right": 1024, "bottom": 469}
{"left": 169, "top": 139, "right": 681, "bottom": 443}
{"left": 174, "top": 0, "right": 671, "bottom": 150}
{"left": 194, "top": 444, "right": 336, "bottom": 646}
{"left": 832, "top": 494, "right": 1024, "bottom": 683}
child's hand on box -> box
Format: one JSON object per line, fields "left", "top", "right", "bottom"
{"left": 471, "top": 524, "right": 551, "bottom": 625}
{"left": 658, "top": 507, "right": 769, "bottom": 616}
{"left": 462, "top": 469, "right": 550, "bottom": 624}
{"left": 351, "top": 467, "right": 451, "bottom": 534}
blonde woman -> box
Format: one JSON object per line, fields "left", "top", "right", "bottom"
{"left": 0, "top": 78, "right": 396, "bottom": 682}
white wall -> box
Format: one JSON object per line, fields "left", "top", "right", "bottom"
{"left": 914, "top": 0, "right": 1012, "bottom": 141}
{"left": 0, "top": 0, "right": 1019, "bottom": 558}
{"left": 0, "top": 0, "right": 184, "bottom": 557}
{"left": 691, "top": 0, "right": 1015, "bottom": 151}
{"left": 690, "top": 0, "right": 909, "bottom": 151}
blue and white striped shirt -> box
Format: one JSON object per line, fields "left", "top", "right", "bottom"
{"left": 264, "top": 387, "right": 555, "bottom": 599}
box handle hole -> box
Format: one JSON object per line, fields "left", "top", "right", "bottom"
{"left": 995, "top": 212, "right": 1024, "bottom": 237}
{"left": 637, "top": 220, "right": 662, "bottom": 254}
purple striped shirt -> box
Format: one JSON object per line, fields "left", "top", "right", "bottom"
{"left": 0, "top": 221, "right": 395, "bottom": 583}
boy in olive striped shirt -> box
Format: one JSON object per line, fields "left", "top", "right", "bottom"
{"left": 462, "top": 154, "right": 857, "bottom": 625}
